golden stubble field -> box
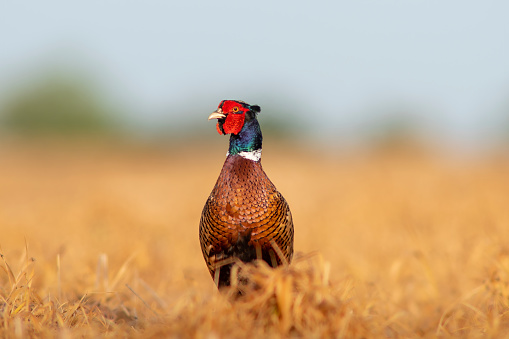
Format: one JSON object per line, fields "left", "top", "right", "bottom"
{"left": 1, "top": 139, "right": 509, "bottom": 337}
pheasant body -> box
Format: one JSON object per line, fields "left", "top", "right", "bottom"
{"left": 199, "top": 100, "right": 294, "bottom": 288}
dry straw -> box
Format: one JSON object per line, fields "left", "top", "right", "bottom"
{"left": 2, "top": 244, "right": 509, "bottom": 337}
{"left": 2, "top": 144, "right": 509, "bottom": 337}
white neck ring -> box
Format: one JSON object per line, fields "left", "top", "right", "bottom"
{"left": 227, "top": 149, "right": 262, "bottom": 161}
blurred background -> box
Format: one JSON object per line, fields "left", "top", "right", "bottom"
{"left": 1, "top": 0, "right": 508, "bottom": 152}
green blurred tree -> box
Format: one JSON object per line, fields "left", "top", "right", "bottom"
{"left": 361, "top": 107, "right": 427, "bottom": 152}
{"left": 1, "top": 73, "right": 117, "bottom": 137}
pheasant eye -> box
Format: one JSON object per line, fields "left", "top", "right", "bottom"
{"left": 232, "top": 107, "right": 239, "bottom": 113}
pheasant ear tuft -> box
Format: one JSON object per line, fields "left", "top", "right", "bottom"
{"left": 250, "top": 105, "right": 261, "bottom": 113}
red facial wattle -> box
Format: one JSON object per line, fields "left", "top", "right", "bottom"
{"left": 216, "top": 122, "right": 224, "bottom": 135}
{"left": 214, "top": 100, "right": 249, "bottom": 135}
{"left": 221, "top": 113, "right": 245, "bottom": 135}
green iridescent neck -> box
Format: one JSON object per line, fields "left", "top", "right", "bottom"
{"left": 228, "top": 118, "right": 263, "bottom": 155}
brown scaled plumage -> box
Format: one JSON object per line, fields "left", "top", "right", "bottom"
{"left": 199, "top": 100, "right": 294, "bottom": 288}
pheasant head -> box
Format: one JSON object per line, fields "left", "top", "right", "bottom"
{"left": 208, "top": 100, "right": 263, "bottom": 159}
{"left": 208, "top": 100, "right": 261, "bottom": 135}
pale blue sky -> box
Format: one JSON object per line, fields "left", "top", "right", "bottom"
{"left": 1, "top": 1, "right": 509, "bottom": 147}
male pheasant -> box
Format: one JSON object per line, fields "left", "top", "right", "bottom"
{"left": 199, "top": 100, "right": 294, "bottom": 288}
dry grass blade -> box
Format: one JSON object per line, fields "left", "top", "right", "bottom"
{"left": 1, "top": 251, "right": 16, "bottom": 289}
{"left": 125, "top": 283, "right": 158, "bottom": 317}
{"left": 110, "top": 253, "right": 137, "bottom": 291}
{"left": 270, "top": 240, "right": 288, "bottom": 266}
{"left": 138, "top": 278, "right": 167, "bottom": 309}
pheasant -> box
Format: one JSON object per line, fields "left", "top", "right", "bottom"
{"left": 199, "top": 100, "right": 294, "bottom": 288}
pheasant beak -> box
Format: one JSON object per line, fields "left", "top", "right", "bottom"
{"left": 208, "top": 108, "right": 226, "bottom": 120}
